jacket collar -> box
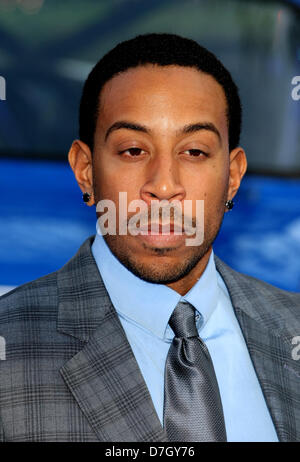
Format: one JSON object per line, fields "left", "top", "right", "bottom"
{"left": 57, "top": 235, "right": 111, "bottom": 342}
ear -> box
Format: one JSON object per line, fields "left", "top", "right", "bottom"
{"left": 226, "top": 147, "right": 247, "bottom": 209}
{"left": 68, "top": 140, "right": 95, "bottom": 206}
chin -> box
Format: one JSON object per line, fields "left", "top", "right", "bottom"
{"left": 117, "top": 248, "right": 207, "bottom": 284}
{"left": 104, "top": 231, "right": 215, "bottom": 284}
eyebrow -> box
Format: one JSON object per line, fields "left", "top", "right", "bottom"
{"left": 104, "top": 120, "right": 221, "bottom": 143}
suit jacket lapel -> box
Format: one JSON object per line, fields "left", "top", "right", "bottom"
{"left": 215, "top": 256, "right": 300, "bottom": 442}
{"left": 57, "top": 236, "right": 166, "bottom": 442}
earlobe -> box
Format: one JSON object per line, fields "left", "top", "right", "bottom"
{"left": 68, "top": 140, "right": 95, "bottom": 206}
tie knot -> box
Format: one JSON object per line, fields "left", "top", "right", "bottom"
{"left": 169, "top": 301, "right": 198, "bottom": 338}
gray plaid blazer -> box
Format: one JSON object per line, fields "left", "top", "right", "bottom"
{"left": 0, "top": 235, "right": 299, "bottom": 442}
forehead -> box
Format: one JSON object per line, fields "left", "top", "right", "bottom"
{"left": 98, "top": 64, "right": 228, "bottom": 140}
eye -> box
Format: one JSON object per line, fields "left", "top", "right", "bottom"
{"left": 182, "top": 149, "right": 207, "bottom": 157}
{"left": 118, "top": 147, "right": 146, "bottom": 156}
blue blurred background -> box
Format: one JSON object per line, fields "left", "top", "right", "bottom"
{"left": 0, "top": 0, "right": 299, "bottom": 294}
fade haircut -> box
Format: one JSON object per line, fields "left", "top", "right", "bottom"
{"left": 79, "top": 33, "right": 242, "bottom": 152}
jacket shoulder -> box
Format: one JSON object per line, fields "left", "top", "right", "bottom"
{"left": 214, "top": 255, "right": 300, "bottom": 330}
{"left": 0, "top": 270, "right": 58, "bottom": 323}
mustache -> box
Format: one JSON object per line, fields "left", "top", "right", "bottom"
{"left": 125, "top": 206, "right": 197, "bottom": 235}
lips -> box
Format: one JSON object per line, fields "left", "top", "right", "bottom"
{"left": 131, "top": 222, "right": 186, "bottom": 248}
{"left": 135, "top": 222, "right": 184, "bottom": 235}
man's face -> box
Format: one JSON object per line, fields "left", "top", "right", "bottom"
{"left": 71, "top": 64, "right": 246, "bottom": 294}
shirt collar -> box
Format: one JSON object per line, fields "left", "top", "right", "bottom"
{"left": 91, "top": 229, "right": 219, "bottom": 341}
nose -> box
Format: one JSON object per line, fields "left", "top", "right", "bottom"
{"left": 140, "top": 153, "right": 185, "bottom": 205}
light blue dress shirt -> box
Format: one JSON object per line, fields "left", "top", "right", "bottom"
{"left": 92, "top": 231, "right": 278, "bottom": 442}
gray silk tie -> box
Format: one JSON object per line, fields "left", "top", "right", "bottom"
{"left": 163, "top": 301, "right": 227, "bottom": 442}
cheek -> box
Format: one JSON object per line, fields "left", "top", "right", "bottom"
{"left": 93, "top": 162, "right": 140, "bottom": 205}
{"left": 187, "top": 163, "right": 228, "bottom": 197}
{"left": 208, "top": 161, "right": 229, "bottom": 192}
{"left": 198, "top": 165, "right": 229, "bottom": 212}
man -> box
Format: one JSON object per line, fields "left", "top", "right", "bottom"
{"left": 0, "top": 33, "right": 299, "bottom": 442}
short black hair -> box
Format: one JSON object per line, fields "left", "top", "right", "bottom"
{"left": 79, "top": 33, "right": 242, "bottom": 152}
